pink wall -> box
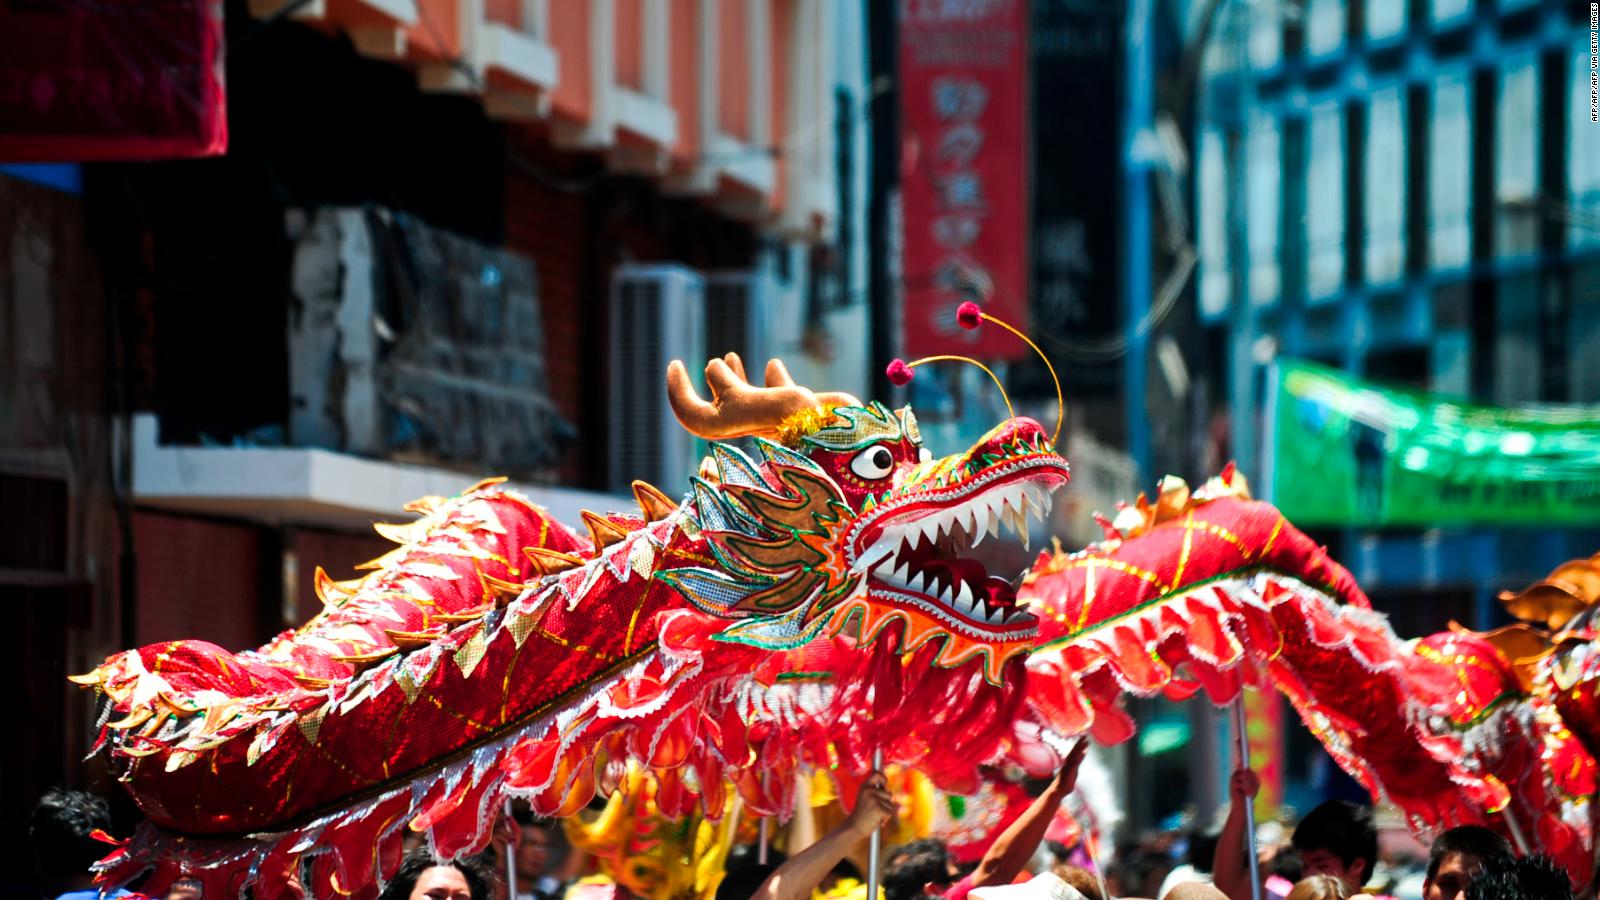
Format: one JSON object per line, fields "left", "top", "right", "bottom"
{"left": 614, "top": 0, "right": 644, "bottom": 91}
{"left": 404, "top": 0, "right": 461, "bottom": 60}
{"left": 483, "top": 0, "right": 520, "bottom": 29}
{"left": 717, "top": 0, "right": 750, "bottom": 141}
{"left": 669, "top": 0, "right": 701, "bottom": 162}
{"left": 548, "top": 1, "right": 593, "bottom": 123}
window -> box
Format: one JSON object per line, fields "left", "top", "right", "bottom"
{"left": 1305, "top": 0, "right": 1345, "bottom": 57}
{"left": 1572, "top": 264, "right": 1600, "bottom": 402}
{"left": 1365, "top": 0, "right": 1405, "bottom": 41}
{"left": 1249, "top": 7, "right": 1282, "bottom": 71}
{"left": 1306, "top": 102, "right": 1345, "bottom": 300}
{"left": 1571, "top": 48, "right": 1600, "bottom": 250}
{"left": 1432, "top": 283, "right": 1472, "bottom": 397}
{"left": 1428, "top": 72, "right": 1472, "bottom": 270}
{"left": 1365, "top": 87, "right": 1406, "bottom": 284}
{"left": 1198, "top": 128, "right": 1231, "bottom": 319}
{"left": 1248, "top": 113, "right": 1282, "bottom": 306}
{"left": 1495, "top": 275, "right": 1540, "bottom": 405}
{"left": 1430, "top": 0, "right": 1471, "bottom": 26}
{"left": 1495, "top": 53, "right": 1540, "bottom": 257}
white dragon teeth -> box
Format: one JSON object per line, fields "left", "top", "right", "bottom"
{"left": 955, "top": 581, "right": 975, "bottom": 611}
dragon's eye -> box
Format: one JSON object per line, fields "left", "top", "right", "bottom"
{"left": 850, "top": 445, "right": 896, "bottom": 480}
{"left": 918, "top": 448, "right": 933, "bottom": 464}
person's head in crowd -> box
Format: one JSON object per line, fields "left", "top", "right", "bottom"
{"left": 1423, "top": 825, "right": 1512, "bottom": 900}
{"left": 1286, "top": 874, "right": 1351, "bottom": 900}
{"left": 714, "top": 864, "right": 779, "bottom": 900}
{"left": 1266, "top": 847, "right": 1304, "bottom": 884}
{"left": 513, "top": 814, "right": 566, "bottom": 883}
{"left": 379, "top": 849, "right": 493, "bottom": 900}
{"left": 1187, "top": 828, "right": 1221, "bottom": 875}
{"left": 1291, "top": 801, "right": 1377, "bottom": 891}
{"left": 724, "top": 842, "right": 787, "bottom": 875}
{"left": 883, "top": 838, "right": 959, "bottom": 900}
{"left": 1463, "top": 853, "right": 1573, "bottom": 900}
{"left": 1050, "top": 863, "right": 1105, "bottom": 900}
{"left": 29, "top": 787, "right": 114, "bottom": 894}
{"left": 1136, "top": 851, "right": 1175, "bottom": 899}
{"left": 1164, "top": 884, "right": 1231, "bottom": 900}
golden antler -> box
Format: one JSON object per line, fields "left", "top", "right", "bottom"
{"left": 666, "top": 352, "right": 862, "bottom": 439}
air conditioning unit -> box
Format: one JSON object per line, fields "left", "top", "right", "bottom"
{"left": 609, "top": 265, "right": 705, "bottom": 496}
{"left": 704, "top": 270, "right": 775, "bottom": 379}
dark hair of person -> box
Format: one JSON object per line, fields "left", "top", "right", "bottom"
{"left": 29, "top": 787, "right": 114, "bottom": 883}
{"left": 715, "top": 863, "right": 779, "bottom": 900}
{"left": 1426, "top": 825, "right": 1512, "bottom": 883}
{"left": 1266, "top": 847, "right": 1305, "bottom": 883}
{"left": 379, "top": 848, "right": 494, "bottom": 900}
{"left": 725, "top": 842, "right": 788, "bottom": 875}
{"left": 1463, "top": 853, "right": 1574, "bottom": 900}
{"left": 1290, "top": 801, "right": 1379, "bottom": 885}
{"left": 1188, "top": 828, "right": 1221, "bottom": 874}
{"left": 883, "top": 838, "right": 953, "bottom": 900}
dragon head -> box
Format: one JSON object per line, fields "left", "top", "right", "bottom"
{"left": 657, "top": 354, "right": 1070, "bottom": 684}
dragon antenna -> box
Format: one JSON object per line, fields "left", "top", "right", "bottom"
{"left": 887, "top": 302, "right": 1064, "bottom": 447}
{"left": 887, "top": 353, "right": 1015, "bottom": 424}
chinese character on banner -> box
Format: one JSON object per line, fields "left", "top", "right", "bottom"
{"left": 899, "top": 0, "right": 1029, "bottom": 360}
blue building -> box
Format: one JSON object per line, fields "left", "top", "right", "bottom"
{"left": 1191, "top": 0, "right": 1600, "bottom": 633}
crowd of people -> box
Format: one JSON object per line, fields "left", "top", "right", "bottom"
{"left": 22, "top": 748, "right": 1589, "bottom": 900}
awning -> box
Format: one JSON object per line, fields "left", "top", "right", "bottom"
{"left": 131, "top": 414, "right": 631, "bottom": 532}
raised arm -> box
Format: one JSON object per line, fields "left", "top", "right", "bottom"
{"left": 752, "top": 773, "right": 897, "bottom": 900}
{"left": 1211, "top": 768, "right": 1261, "bottom": 900}
{"left": 969, "top": 738, "right": 1090, "bottom": 891}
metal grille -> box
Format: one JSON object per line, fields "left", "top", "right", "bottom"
{"left": 613, "top": 277, "right": 664, "bottom": 491}
{"left": 706, "top": 278, "right": 752, "bottom": 362}
{"left": 607, "top": 267, "right": 703, "bottom": 495}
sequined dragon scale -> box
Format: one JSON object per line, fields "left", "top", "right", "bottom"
{"left": 73, "top": 355, "right": 1599, "bottom": 895}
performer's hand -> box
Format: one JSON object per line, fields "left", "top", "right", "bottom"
{"left": 491, "top": 810, "right": 520, "bottom": 867}
{"left": 845, "top": 772, "right": 896, "bottom": 839}
{"left": 1049, "top": 737, "right": 1090, "bottom": 798}
{"left": 1230, "top": 768, "right": 1260, "bottom": 801}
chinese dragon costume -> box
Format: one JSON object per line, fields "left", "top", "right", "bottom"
{"left": 74, "top": 308, "right": 1600, "bottom": 895}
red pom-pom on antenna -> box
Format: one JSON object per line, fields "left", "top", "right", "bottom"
{"left": 956, "top": 302, "right": 984, "bottom": 330}
{"left": 886, "top": 359, "right": 915, "bottom": 386}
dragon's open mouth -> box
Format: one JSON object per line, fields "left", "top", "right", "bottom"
{"left": 854, "top": 477, "right": 1060, "bottom": 637}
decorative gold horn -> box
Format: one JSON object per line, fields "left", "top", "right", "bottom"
{"left": 666, "top": 352, "right": 862, "bottom": 439}
{"left": 764, "top": 358, "right": 860, "bottom": 411}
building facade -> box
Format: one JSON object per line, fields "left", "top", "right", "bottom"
{"left": 1191, "top": 0, "right": 1600, "bottom": 813}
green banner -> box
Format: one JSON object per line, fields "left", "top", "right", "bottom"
{"left": 1268, "top": 361, "right": 1600, "bottom": 526}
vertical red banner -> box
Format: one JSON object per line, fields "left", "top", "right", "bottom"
{"left": 899, "top": 0, "right": 1030, "bottom": 360}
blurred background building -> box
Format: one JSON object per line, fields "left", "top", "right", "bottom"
{"left": 1178, "top": 0, "right": 1600, "bottom": 821}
